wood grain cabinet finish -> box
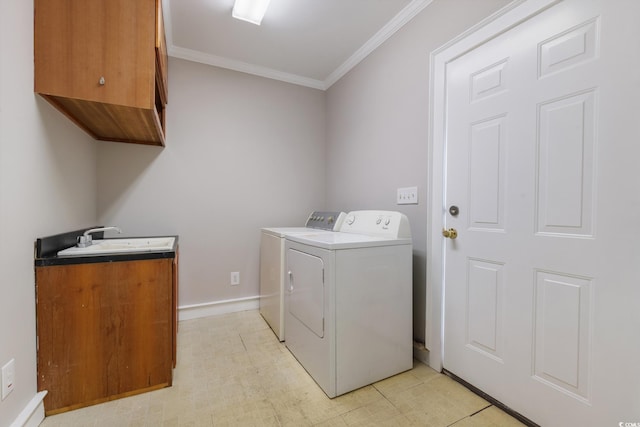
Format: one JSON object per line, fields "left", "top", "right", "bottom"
{"left": 34, "top": 0, "right": 168, "bottom": 146}
{"left": 36, "top": 258, "right": 176, "bottom": 415}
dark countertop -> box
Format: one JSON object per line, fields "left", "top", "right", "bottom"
{"left": 35, "top": 227, "right": 178, "bottom": 267}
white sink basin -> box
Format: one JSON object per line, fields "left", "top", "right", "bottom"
{"left": 57, "top": 237, "right": 175, "bottom": 257}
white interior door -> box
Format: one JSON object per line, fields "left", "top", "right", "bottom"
{"left": 442, "top": 0, "right": 640, "bottom": 425}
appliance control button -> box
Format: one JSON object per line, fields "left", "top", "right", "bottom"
{"left": 346, "top": 215, "right": 355, "bottom": 225}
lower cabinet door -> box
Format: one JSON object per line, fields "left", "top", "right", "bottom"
{"left": 36, "top": 258, "right": 173, "bottom": 415}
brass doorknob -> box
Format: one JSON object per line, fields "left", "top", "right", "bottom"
{"left": 442, "top": 228, "right": 458, "bottom": 239}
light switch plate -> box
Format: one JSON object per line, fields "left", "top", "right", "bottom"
{"left": 397, "top": 186, "right": 418, "bottom": 205}
{"left": 1, "top": 359, "right": 15, "bottom": 400}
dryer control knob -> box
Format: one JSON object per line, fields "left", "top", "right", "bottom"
{"left": 346, "top": 215, "right": 355, "bottom": 225}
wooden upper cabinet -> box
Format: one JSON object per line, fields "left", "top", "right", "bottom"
{"left": 35, "top": 0, "right": 167, "bottom": 146}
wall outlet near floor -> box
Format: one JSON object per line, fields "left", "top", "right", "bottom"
{"left": 397, "top": 186, "right": 418, "bottom": 205}
{"left": 230, "top": 272, "right": 240, "bottom": 286}
{"left": 1, "top": 358, "right": 15, "bottom": 400}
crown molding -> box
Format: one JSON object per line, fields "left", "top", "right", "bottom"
{"left": 163, "top": 0, "right": 432, "bottom": 91}
{"left": 168, "top": 45, "right": 326, "bottom": 90}
{"left": 324, "top": 0, "right": 433, "bottom": 89}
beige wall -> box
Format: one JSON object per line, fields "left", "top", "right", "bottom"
{"left": 325, "top": 0, "right": 511, "bottom": 344}
{"left": 0, "top": 1, "right": 98, "bottom": 425}
{"left": 97, "top": 58, "right": 326, "bottom": 306}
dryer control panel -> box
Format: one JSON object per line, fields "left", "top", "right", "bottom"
{"left": 340, "top": 210, "right": 411, "bottom": 238}
{"left": 304, "top": 211, "right": 346, "bottom": 231}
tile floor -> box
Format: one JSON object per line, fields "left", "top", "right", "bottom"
{"left": 40, "top": 310, "right": 525, "bottom": 426}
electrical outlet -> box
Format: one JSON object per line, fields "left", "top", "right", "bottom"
{"left": 231, "top": 272, "right": 240, "bottom": 286}
{"left": 397, "top": 186, "right": 418, "bottom": 205}
{"left": 1, "top": 359, "right": 15, "bottom": 400}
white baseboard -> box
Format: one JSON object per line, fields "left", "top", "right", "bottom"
{"left": 178, "top": 296, "right": 259, "bottom": 321}
{"left": 413, "top": 341, "right": 432, "bottom": 368}
{"left": 10, "top": 391, "right": 47, "bottom": 427}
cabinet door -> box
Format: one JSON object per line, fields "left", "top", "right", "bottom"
{"left": 172, "top": 249, "right": 179, "bottom": 368}
{"left": 36, "top": 258, "right": 174, "bottom": 415}
{"left": 113, "top": 259, "right": 173, "bottom": 394}
{"left": 156, "top": 0, "right": 169, "bottom": 105}
{"left": 34, "top": 0, "right": 156, "bottom": 109}
{"left": 36, "top": 263, "right": 117, "bottom": 413}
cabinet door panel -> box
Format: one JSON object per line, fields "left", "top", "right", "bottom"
{"left": 156, "top": 0, "right": 169, "bottom": 105}
{"left": 172, "top": 250, "right": 179, "bottom": 368}
{"left": 113, "top": 259, "right": 173, "bottom": 394}
{"left": 36, "top": 264, "right": 116, "bottom": 412}
{"left": 36, "top": 258, "right": 174, "bottom": 415}
{"left": 35, "top": 0, "right": 155, "bottom": 108}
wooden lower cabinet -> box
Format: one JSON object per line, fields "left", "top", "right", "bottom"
{"left": 36, "top": 258, "right": 175, "bottom": 415}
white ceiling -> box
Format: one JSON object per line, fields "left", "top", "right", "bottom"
{"left": 164, "top": 0, "right": 433, "bottom": 90}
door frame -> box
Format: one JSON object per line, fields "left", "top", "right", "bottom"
{"left": 425, "top": 0, "right": 561, "bottom": 371}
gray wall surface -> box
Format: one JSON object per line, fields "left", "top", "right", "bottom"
{"left": 97, "top": 58, "right": 327, "bottom": 306}
{"left": 325, "top": 0, "right": 510, "bottom": 343}
{"left": 0, "top": 1, "right": 97, "bottom": 425}
{"left": 1, "top": 0, "right": 510, "bottom": 424}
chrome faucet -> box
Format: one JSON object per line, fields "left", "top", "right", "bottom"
{"left": 77, "top": 226, "right": 122, "bottom": 248}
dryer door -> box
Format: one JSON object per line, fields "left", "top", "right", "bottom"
{"left": 287, "top": 248, "right": 324, "bottom": 338}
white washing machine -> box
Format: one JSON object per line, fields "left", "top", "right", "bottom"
{"left": 260, "top": 211, "right": 345, "bottom": 341}
{"left": 284, "top": 210, "right": 413, "bottom": 398}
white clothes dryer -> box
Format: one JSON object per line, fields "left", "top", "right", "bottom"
{"left": 284, "top": 210, "right": 413, "bottom": 398}
{"left": 260, "top": 211, "right": 345, "bottom": 341}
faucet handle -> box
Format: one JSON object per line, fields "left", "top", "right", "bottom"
{"left": 77, "top": 226, "right": 122, "bottom": 248}
{"left": 77, "top": 234, "right": 92, "bottom": 248}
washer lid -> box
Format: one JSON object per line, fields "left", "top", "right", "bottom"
{"left": 261, "top": 227, "right": 323, "bottom": 238}
{"left": 286, "top": 231, "right": 411, "bottom": 250}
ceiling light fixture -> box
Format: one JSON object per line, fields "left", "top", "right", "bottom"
{"left": 232, "top": 0, "right": 271, "bottom": 25}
